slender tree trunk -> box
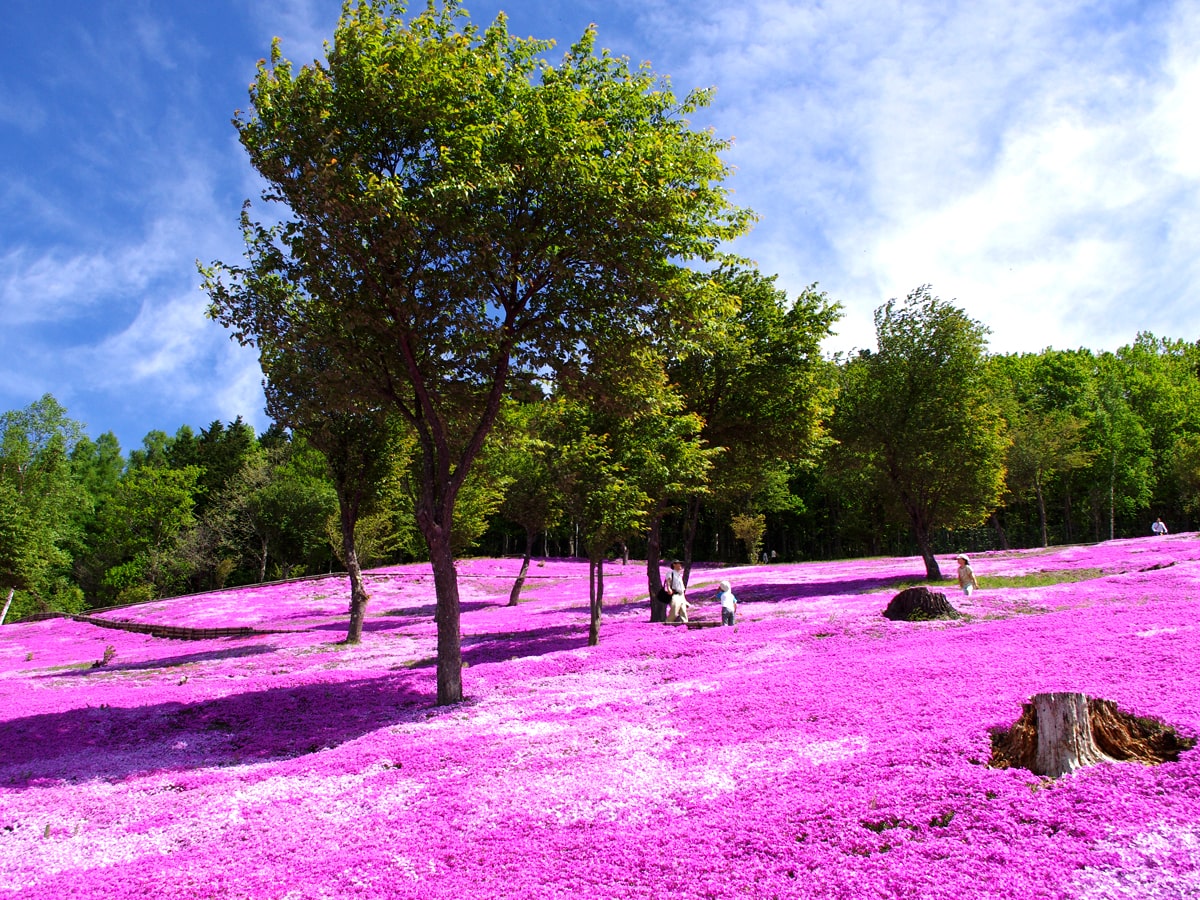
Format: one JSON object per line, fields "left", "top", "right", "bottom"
{"left": 428, "top": 535, "right": 463, "bottom": 705}
{"left": 681, "top": 495, "right": 702, "bottom": 586}
{"left": 1109, "top": 452, "right": 1116, "bottom": 541}
{"left": 0, "top": 587, "right": 14, "bottom": 626}
{"left": 989, "top": 511, "right": 1009, "bottom": 551}
{"left": 341, "top": 503, "right": 370, "bottom": 644}
{"left": 588, "top": 555, "right": 604, "bottom": 646}
{"left": 508, "top": 528, "right": 535, "bottom": 606}
{"left": 646, "top": 511, "right": 667, "bottom": 623}
{"left": 258, "top": 537, "right": 269, "bottom": 583}
{"left": 1035, "top": 474, "right": 1048, "bottom": 548}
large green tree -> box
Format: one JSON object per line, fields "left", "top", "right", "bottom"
{"left": 0, "top": 395, "right": 87, "bottom": 623}
{"left": 832, "top": 287, "right": 1008, "bottom": 579}
{"left": 668, "top": 265, "right": 838, "bottom": 577}
{"left": 96, "top": 465, "right": 201, "bottom": 604}
{"left": 205, "top": 0, "right": 749, "bottom": 703}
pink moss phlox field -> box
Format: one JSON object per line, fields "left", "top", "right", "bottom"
{"left": 3, "top": 538, "right": 1200, "bottom": 898}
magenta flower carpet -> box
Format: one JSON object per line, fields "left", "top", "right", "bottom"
{"left": 2, "top": 536, "right": 1199, "bottom": 899}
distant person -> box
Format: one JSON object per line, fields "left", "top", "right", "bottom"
{"left": 665, "top": 560, "right": 689, "bottom": 623}
{"left": 1152, "top": 517, "right": 1169, "bottom": 536}
{"left": 770, "top": 550, "right": 777, "bottom": 562}
{"left": 955, "top": 555, "right": 978, "bottom": 598}
{"left": 717, "top": 580, "right": 738, "bottom": 626}
{"left": 760, "top": 550, "right": 768, "bottom": 564}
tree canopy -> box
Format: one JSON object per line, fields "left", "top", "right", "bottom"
{"left": 831, "top": 287, "right": 1009, "bottom": 578}
{"left": 204, "top": 0, "right": 751, "bottom": 703}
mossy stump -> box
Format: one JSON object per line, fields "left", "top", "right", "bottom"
{"left": 990, "top": 692, "right": 1196, "bottom": 778}
{"left": 882, "top": 587, "right": 960, "bottom": 622}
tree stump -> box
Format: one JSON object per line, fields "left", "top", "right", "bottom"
{"left": 990, "top": 692, "right": 1196, "bottom": 778}
{"left": 882, "top": 587, "right": 960, "bottom": 621}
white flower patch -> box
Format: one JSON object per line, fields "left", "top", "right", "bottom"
{"left": 1073, "top": 822, "right": 1200, "bottom": 899}
{"left": 0, "top": 814, "right": 180, "bottom": 888}
{"left": 464, "top": 718, "right": 686, "bottom": 827}
{"left": 228, "top": 770, "right": 424, "bottom": 825}
{"left": 660, "top": 678, "right": 720, "bottom": 699}
{"left": 1134, "top": 625, "right": 1193, "bottom": 638}
{"left": 388, "top": 854, "right": 436, "bottom": 882}
{"left": 796, "top": 735, "right": 870, "bottom": 764}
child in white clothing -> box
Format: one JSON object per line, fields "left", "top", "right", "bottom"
{"left": 717, "top": 580, "right": 737, "bottom": 626}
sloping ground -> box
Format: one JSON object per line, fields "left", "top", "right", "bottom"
{"left": 1, "top": 538, "right": 1198, "bottom": 899}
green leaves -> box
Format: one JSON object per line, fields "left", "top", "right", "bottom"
{"left": 832, "top": 288, "right": 1008, "bottom": 577}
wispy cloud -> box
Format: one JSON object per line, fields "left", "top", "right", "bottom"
{"left": 617, "top": 0, "right": 1200, "bottom": 353}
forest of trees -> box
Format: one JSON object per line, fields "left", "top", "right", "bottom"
{"left": 4, "top": 320, "right": 1198, "bottom": 628}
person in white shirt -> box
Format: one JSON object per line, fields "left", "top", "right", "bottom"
{"left": 717, "top": 580, "right": 737, "bottom": 626}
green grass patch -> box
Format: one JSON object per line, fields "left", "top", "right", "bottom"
{"left": 884, "top": 568, "right": 1104, "bottom": 593}
{"left": 978, "top": 568, "right": 1104, "bottom": 589}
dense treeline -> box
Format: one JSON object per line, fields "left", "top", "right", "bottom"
{"left": 3, "top": 318, "right": 1197, "bottom": 626}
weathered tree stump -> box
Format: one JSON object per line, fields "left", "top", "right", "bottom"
{"left": 990, "top": 692, "right": 1196, "bottom": 778}
{"left": 882, "top": 587, "right": 960, "bottom": 621}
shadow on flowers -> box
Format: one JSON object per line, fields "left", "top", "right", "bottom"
{"left": 0, "top": 672, "right": 431, "bottom": 787}
{"left": 462, "top": 624, "right": 586, "bottom": 666}
{"left": 39, "top": 643, "right": 277, "bottom": 677}
{"left": 735, "top": 576, "right": 927, "bottom": 604}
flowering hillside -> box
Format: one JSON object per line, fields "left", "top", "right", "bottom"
{"left": 2, "top": 536, "right": 1199, "bottom": 899}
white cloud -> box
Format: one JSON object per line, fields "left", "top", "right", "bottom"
{"left": 245, "top": 0, "right": 342, "bottom": 66}
{"left": 636, "top": 0, "right": 1200, "bottom": 354}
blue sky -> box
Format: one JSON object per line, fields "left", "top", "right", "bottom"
{"left": 2, "top": 0, "right": 1197, "bottom": 451}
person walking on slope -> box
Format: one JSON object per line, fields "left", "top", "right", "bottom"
{"left": 717, "top": 580, "right": 738, "bottom": 626}
{"left": 1152, "top": 517, "right": 1169, "bottom": 536}
{"left": 955, "top": 555, "right": 978, "bottom": 598}
{"left": 665, "top": 560, "right": 689, "bottom": 623}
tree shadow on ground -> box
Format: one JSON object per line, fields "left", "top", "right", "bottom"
{"left": 402, "top": 624, "right": 587, "bottom": 669}
{"left": 733, "top": 575, "right": 925, "bottom": 604}
{"left": 308, "top": 618, "right": 416, "bottom": 634}
{"left": 0, "top": 672, "right": 431, "bottom": 788}
{"left": 463, "top": 624, "right": 586, "bottom": 666}
{"left": 38, "top": 643, "right": 278, "bottom": 678}
{"left": 380, "top": 600, "right": 496, "bottom": 618}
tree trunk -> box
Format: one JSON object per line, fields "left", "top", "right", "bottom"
{"left": 681, "top": 495, "right": 701, "bottom": 586}
{"left": 508, "top": 528, "right": 535, "bottom": 606}
{"left": 258, "top": 536, "right": 269, "bottom": 583}
{"left": 1008, "top": 696, "right": 1108, "bottom": 777}
{"left": 989, "top": 511, "right": 1009, "bottom": 551}
{"left": 428, "top": 536, "right": 463, "bottom": 705}
{"left": 0, "top": 587, "right": 14, "bottom": 626}
{"left": 646, "top": 512, "right": 667, "bottom": 623}
{"left": 1034, "top": 474, "right": 1048, "bottom": 548}
{"left": 913, "top": 522, "right": 942, "bottom": 580}
{"left": 1109, "top": 453, "right": 1116, "bottom": 541}
{"left": 340, "top": 503, "right": 370, "bottom": 644}
{"left": 588, "top": 555, "right": 604, "bottom": 646}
